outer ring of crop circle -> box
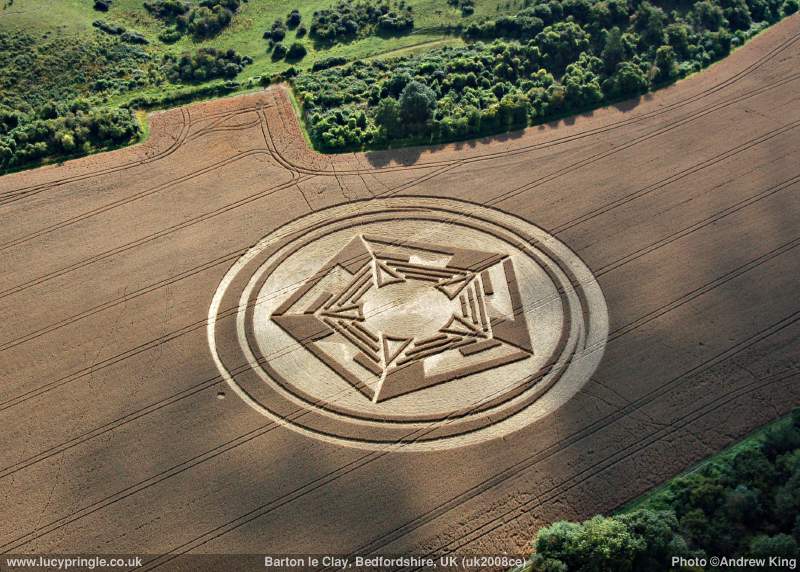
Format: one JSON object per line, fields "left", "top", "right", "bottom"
{"left": 207, "top": 197, "right": 609, "bottom": 451}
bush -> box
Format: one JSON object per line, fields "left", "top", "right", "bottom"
{"left": 145, "top": 0, "right": 242, "bottom": 40}
{"left": 265, "top": 18, "right": 286, "bottom": 42}
{"left": 121, "top": 31, "right": 148, "bottom": 45}
{"left": 123, "top": 81, "right": 239, "bottom": 110}
{"left": 93, "top": 20, "right": 125, "bottom": 35}
{"left": 166, "top": 47, "right": 249, "bottom": 83}
{"left": 286, "top": 8, "right": 302, "bottom": 28}
{"left": 531, "top": 511, "right": 688, "bottom": 572}
{"left": 286, "top": 41, "right": 307, "bottom": 61}
{"left": 448, "top": 0, "right": 475, "bottom": 16}
{"left": 310, "top": 0, "right": 413, "bottom": 44}
{"left": 144, "top": 0, "right": 190, "bottom": 21}
{"left": 311, "top": 56, "right": 348, "bottom": 71}
{"left": 271, "top": 42, "right": 287, "bottom": 60}
{"left": 158, "top": 27, "right": 182, "bottom": 43}
{"left": 0, "top": 29, "right": 154, "bottom": 113}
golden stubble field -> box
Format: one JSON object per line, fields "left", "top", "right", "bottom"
{"left": 1, "top": 14, "right": 799, "bottom": 569}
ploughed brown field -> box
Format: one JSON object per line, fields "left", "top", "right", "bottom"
{"left": 1, "top": 13, "right": 799, "bottom": 569}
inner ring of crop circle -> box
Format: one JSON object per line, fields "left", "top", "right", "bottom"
{"left": 243, "top": 214, "right": 570, "bottom": 422}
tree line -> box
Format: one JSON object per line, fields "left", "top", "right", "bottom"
{"left": 294, "top": 0, "right": 797, "bottom": 151}
{"left": 524, "top": 409, "right": 800, "bottom": 571}
{"left": 0, "top": 101, "right": 140, "bottom": 172}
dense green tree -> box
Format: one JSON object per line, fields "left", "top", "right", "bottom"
{"left": 561, "top": 53, "right": 604, "bottom": 108}
{"left": 399, "top": 80, "right": 437, "bottom": 124}
{"left": 534, "top": 21, "right": 591, "bottom": 72}
{"left": 167, "top": 48, "right": 249, "bottom": 83}
{"left": 665, "top": 22, "right": 693, "bottom": 57}
{"left": 692, "top": 0, "right": 727, "bottom": 30}
{"left": 532, "top": 515, "right": 646, "bottom": 571}
{"left": 750, "top": 534, "right": 799, "bottom": 559}
{"left": 264, "top": 18, "right": 287, "bottom": 42}
{"left": 762, "top": 416, "right": 800, "bottom": 457}
{"left": 774, "top": 453, "right": 800, "bottom": 527}
{"left": 310, "top": 0, "right": 413, "bottom": 43}
{"left": 0, "top": 104, "right": 140, "bottom": 171}
{"left": 562, "top": 0, "right": 594, "bottom": 24}
{"left": 601, "top": 27, "right": 627, "bottom": 73}
{"left": 374, "top": 97, "right": 402, "bottom": 137}
{"left": 724, "top": 0, "right": 754, "bottom": 28}
{"left": 617, "top": 510, "right": 688, "bottom": 570}
{"left": 653, "top": 45, "right": 679, "bottom": 83}
{"left": 291, "top": 0, "right": 795, "bottom": 152}
{"left": 520, "top": 410, "right": 800, "bottom": 571}
{"left": 145, "top": 0, "right": 241, "bottom": 40}
{"left": 384, "top": 71, "right": 412, "bottom": 97}
{"left": 591, "top": 0, "right": 631, "bottom": 29}
{"left": 633, "top": 2, "right": 667, "bottom": 46}
{"left": 602, "top": 60, "right": 649, "bottom": 98}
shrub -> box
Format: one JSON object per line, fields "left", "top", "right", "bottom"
{"left": 449, "top": 0, "right": 475, "bottom": 16}
{"left": 158, "top": 27, "right": 182, "bottom": 43}
{"left": 265, "top": 18, "right": 286, "bottom": 42}
{"left": 93, "top": 20, "right": 125, "bottom": 35}
{"left": 310, "top": 0, "right": 413, "bottom": 44}
{"left": 286, "top": 41, "right": 307, "bottom": 61}
{"left": 166, "top": 47, "right": 249, "bottom": 83}
{"left": 144, "top": 0, "right": 189, "bottom": 20}
{"left": 286, "top": 8, "right": 302, "bottom": 28}
{"left": 271, "top": 42, "right": 287, "bottom": 60}
{"left": 121, "top": 31, "right": 148, "bottom": 45}
{"left": 311, "top": 56, "right": 348, "bottom": 71}
{"left": 145, "top": 0, "right": 242, "bottom": 40}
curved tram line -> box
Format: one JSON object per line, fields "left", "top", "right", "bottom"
{"left": 2, "top": 224, "right": 798, "bottom": 553}
{"left": 2, "top": 26, "right": 799, "bottom": 248}
{"left": 0, "top": 114, "right": 800, "bottom": 360}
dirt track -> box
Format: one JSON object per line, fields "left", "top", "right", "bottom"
{"left": 1, "top": 14, "right": 799, "bottom": 568}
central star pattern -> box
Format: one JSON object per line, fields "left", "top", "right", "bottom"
{"left": 271, "top": 235, "right": 534, "bottom": 403}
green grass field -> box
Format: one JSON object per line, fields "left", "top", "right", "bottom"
{"left": 0, "top": 0, "right": 519, "bottom": 106}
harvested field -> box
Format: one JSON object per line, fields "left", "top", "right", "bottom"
{"left": 1, "top": 13, "right": 800, "bottom": 568}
